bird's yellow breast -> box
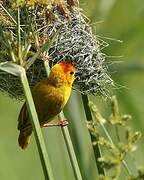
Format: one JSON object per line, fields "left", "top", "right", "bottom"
{"left": 63, "top": 86, "right": 72, "bottom": 106}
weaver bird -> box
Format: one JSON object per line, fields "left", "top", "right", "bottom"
{"left": 18, "top": 61, "right": 76, "bottom": 150}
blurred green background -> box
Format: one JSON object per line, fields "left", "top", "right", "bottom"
{"left": 0, "top": 0, "right": 144, "bottom": 179}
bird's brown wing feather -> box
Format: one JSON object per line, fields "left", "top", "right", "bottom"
{"left": 32, "top": 81, "right": 65, "bottom": 125}
{"left": 17, "top": 102, "right": 31, "bottom": 131}
{"left": 40, "top": 93, "right": 64, "bottom": 125}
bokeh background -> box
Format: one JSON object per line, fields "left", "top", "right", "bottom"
{"left": 0, "top": 0, "right": 144, "bottom": 179}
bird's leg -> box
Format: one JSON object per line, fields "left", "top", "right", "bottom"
{"left": 43, "top": 119, "right": 69, "bottom": 127}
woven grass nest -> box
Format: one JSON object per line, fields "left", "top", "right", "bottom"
{"left": 0, "top": 0, "right": 113, "bottom": 100}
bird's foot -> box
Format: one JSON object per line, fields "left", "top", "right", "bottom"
{"left": 43, "top": 119, "right": 68, "bottom": 127}
{"left": 57, "top": 119, "right": 69, "bottom": 126}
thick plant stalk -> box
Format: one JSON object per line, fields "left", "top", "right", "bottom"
{"left": 0, "top": 62, "right": 54, "bottom": 180}
{"left": 20, "top": 70, "right": 54, "bottom": 180}
{"left": 58, "top": 112, "right": 83, "bottom": 180}
{"left": 82, "top": 95, "right": 106, "bottom": 176}
{"left": 44, "top": 60, "right": 83, "bottom": 180}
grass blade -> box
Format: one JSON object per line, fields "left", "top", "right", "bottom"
{"left": 59, "top": 112, "right": 83, "bottom": 180}
{"left": 17, "top": 8, "right": 22, "bottom": 64}
{"left": 0, "top": 3, "right": 24, "bottom": 32}
{"left": 82, "top": 95, "right": 106, "bottom": 176}
{"left": 20, "top": 72, "right": 54, "bottom": 180}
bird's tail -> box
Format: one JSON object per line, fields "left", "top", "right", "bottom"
{"left": 18, "top": 129, "right": 32, "bottom": 150}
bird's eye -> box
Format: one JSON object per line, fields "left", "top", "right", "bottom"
{"left": 70, "top": 71, "right": 74, "bottom": 75}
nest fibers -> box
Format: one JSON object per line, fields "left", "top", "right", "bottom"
{"left": 0, "top": 3, "right": 113, "bottom": 100}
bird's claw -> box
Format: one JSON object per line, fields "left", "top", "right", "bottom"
{"left": 43, "top": 119, "right": 68, "bottom": 127}
{"left": 58, "top": 119, "right": 69, "bottom": 126}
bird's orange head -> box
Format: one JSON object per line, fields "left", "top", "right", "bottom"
{"left": 49, "top": 61, "right": 76, "bottom": 87}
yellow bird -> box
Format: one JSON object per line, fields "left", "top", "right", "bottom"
{"left": 18, "top": 61, "right": 76, "bottom": 149}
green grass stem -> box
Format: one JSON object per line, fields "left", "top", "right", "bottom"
{"left": 82, "top": 95, "right": 106, "bottom": 176}
{"left": 58, "top": 112, "right": 83, "bottom": 180}
{"left": 17, "top": 8, "right": 22, "bottom": 65}
{"left": 89, "top": 99, "right": 132, "bottom": 176}
{"left": 20, "top": 71, "right": 54, "bottom": 180}
{"left": 100, "top": 118, "right": 131, "bottom": 175}
{"left": 0, "top": 4, "right": 24, "bottom": 33}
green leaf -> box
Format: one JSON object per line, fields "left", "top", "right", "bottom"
{"left": 20, "top": 72, "right": 54, "bottom": 180}
{"left": 0, "top": 62, "right": 24, "bottom": 76}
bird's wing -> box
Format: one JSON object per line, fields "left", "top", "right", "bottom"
{"left": 17, "top": 80, "right": 66, "bottom": 129}
{"left": 17, "top": 102, "right": 31, "bottom": 131}
{"left": 34, "top": 87, "right": 65, "bottom": 125}
{"left": 40, "top": 93, "right": 64, "bottom": 124}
